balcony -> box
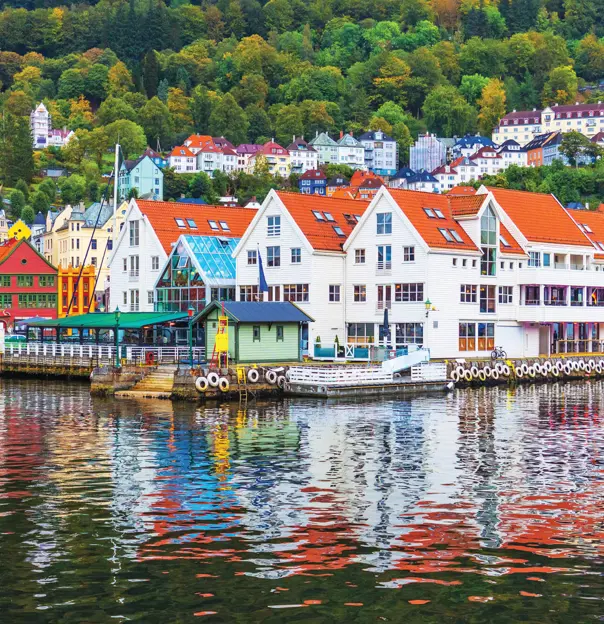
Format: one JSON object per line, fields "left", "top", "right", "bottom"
{"left": 524, "top": 299, "right": 540, "bottom": 306}
{"left": 376, "top": 300, "right": 392, "bottom": 311}
{"left": 376, "top": 261, "right": 392, "bottom": 275}
{"left": 129, "top": 270, "right": 139, "bottom": 281}
{"left": 544, "top": 300, "right": 567, "bottom": 306}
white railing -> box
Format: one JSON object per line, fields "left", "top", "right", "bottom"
{"left": 129, "top": 270, "right": 139, "bottom": 281}
{"left": 287, "top": 366, "right": 395, "bottom": 387}
{"left": 411, "top": 362, "right": 447, "bottom": 382}
{"left": 1, "top": 342, "right": 205, "bottom": 365}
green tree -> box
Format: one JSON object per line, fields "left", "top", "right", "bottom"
{"left": 38, "top": 178, "right": 56, "bottom": 203}
{"left": 460, "top": 74, "right": 490, "bottom": 105}
{"left": 21, "top": 205, "right": 35, "bottom": 225}
{"left": 104, "top": 120, "right": 147, "bottom": 159}
{"left": 477, "top": 79, "right": 506, "bottom": 136}
{"left": 57, "top": 68, "right": 85, "bottom": 99}
{"left": 274, "top": 104, "right": 304, "bottom": 146}
{"left": 542, "top": 65, "right": 578, "bottom": 105}
{"left": 0, "top": 115, "right": 34, "bottom": 185}
{"left": 9, "top": 189, "right": 25, "bottom": 220}
{"left": 163, "top": 167, "right": 190, "bottom": 200}
{"left": 142, "top": 50, "right": 160, "bottom": 98}
{"left": 58, "top": 174, "right": 87, "bottom": 205}
{"left": 208, "top": 93, "right": 249, "bottom": 144}
{"left": 96, "top": 97, "right": 138, "bottom": 126}
{"left": 15, "top": 179, "right": 29, "bottom": 201}
{"left": 107, "top": 61, "right": 134, "bottom": 97}
{"left": 190, "top": 85, "right": 214, "bottom": 131}
{"left": 189, "top": 172, "right": 214, "bottom": 199}
{"left": 139, "top": 97, "right": 173, "bottom": 148}
{"left": 31, "top": 191, "right": 50, "bottom": 215}
{"left": 560, "top": 131, "right": 593, "bottom": 167}
{"left": 246, "top": 105, "right": 272, "bottom": 142}
{"left": 422, "top": 85, "right": 477, "bottom": 136}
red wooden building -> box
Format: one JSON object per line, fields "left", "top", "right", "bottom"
{"left": 0, "top": 238, "right": 58, "bottom": 329}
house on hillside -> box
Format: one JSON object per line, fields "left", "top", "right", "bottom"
{"left": 287, "top": 137, "right": 318, "bottom": 174}
{"left": 119, "top": 154, "right": 164, "bottom": 200}
{"left": 298, "top": 169, "right": 327, "bottom": 195}
{"left": 358, "top": 130, "right": 399, "bottom": 176}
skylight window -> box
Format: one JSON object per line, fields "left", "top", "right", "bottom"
{"left": 333, "top": 226, "right": 345, "bottom": 237}
{"left": 354, "top": 215, "right": 361, "bottom": 222}
{"left": 177, "top": 256, "right": 189, "bottom": 269}
{"left": 499, "top": 235, "right": 511, "bottom": 247}
{"left": 583, "top": 223, "right": 593, "bottom": 233}
{"left": 423, "top": 208, "right": 436, "bottom": 218}
{"left": 598, "top": 241, "right": 604, "bottom": 251}
{"left": 186, "top": 219, "right": 197, "bottom": 228}
{"left": 219, "top": 221, "right": 230, "bottom": 231}
{"left": 208, "top": 220, "right": 219, "bottom": 231}
{"left": 449, "top": 229, "right": 464, "bottom": 243}
{"left": 438, "top": 228, "right": 453, "bottom": 242}
{"left": 434, "top": 209, "right": 445, "bottom": 219}
{"left": 312, "top": 210, "right": 325, "bottom": 221}
{"left": 324, "top": 212, "right": 335, "bottom": 222}
{"left": 175, "top": 218, "right": 186, "bottom": 228}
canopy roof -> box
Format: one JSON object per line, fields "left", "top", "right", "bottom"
{"left": 29, "top": 311, "right": 189, "bottom": 329}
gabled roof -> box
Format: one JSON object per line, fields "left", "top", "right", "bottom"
{"left": 0, "top": 238, "right": 19, "bottom": 264}
{"left": 169, "top": 146, "right": 195, "bottom": 158}
{"left": 236, "top": 144, "right": 263, "bottom": 155}
{"left": 591, "top": 132, "right": 604, "bottom": 143}
{"left": 337, "top": 134, "right": 361, "bottom": 146}
{"left": 287, "top": 137, "right": 316, "bottom": 152}
{"left": 448, "top": 185, "right": 476, "bottom": 195}
{"left": 451, "top": 156, "right": 478, "bottom": 168}
{"left": 388, "top": 189, "right": 480, "bottom": 252}
{"left": 569, "top": 210, "right": 604, "bottom": 252}
{"left": 83, "top": 202, "right": 114, "bottom": 228}
{"left": 408, "top": 170, "right": 438, "bottom": 183}
{"left": 448, "top": 194, "right": 486, "bottom": 217}
{"left": 213, "top": 137, "right": 235, "bottom": 149}
{"left": 330, "top": 188, "right": 356, "bottom": 199}
{"left": 498, "top": 110, "right": 542, "bottom": 124}
{"left": 143, "top": 147, "right": 164, "bottom": 159}
{"left": 470, "top": 146, "right": 501, "bottom": 159}
{"left": 358, "top": 130, "right": 395, "bottom": 142}
{"left": 184, "top": 134, "right": 214, "bottom": 148}
{"left": 257, "top": 140, "right": 288, "bottom": 155}
{"left": 499, "top": 223, "right": 526, "bottom": 256}
{"left": 197, "top": 301, "right": 314, "bottom": 323}
{"left": 524, "top": 132, "right": 561, "bottom": 150}
{"left": 357, "top": 178, "right": 383, "bottom": 189}
{"left": 300, "top": 169, "right": 326, "bottom": 180}
{"left": 179, "top": 234, "right": 239, "bottom": 286}
{"left": 432, "top": 164, "right": 457, "bottom": 175}
{"left": 135, "top": 200, "right": 255, "bottom": 254}
{"left": 276, "top": 192, "right": 369, "bottom": 252}
{"left": 350, "top": 170, "right": 383, "bottom": 187}
{"left": 392, "top": 167, "right": 415, "bottom": 180}
{"left": 455, "top": 135, "right": 494, "bottom": 148}
{"left": 486, "top": 187, "right": 593, "bottom": 247}
{"left": 327, "top": 176, "right": 349, "bottom": 187}
{"left": 309, "top": 132, "right": 338, "bottom": 147}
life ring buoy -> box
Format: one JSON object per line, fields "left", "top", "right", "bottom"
{"left": 585, "top": 363, "right": 592, "bottom": 374}
{"left": 451, "top": 369, "right": 459, "bottom": 382}
{"left": 266, "top": 370, "right": 278, "bottom": 384}
{"left": 277, "top": 375, "right": 286, "bottom": 388}
{"left": 478, "top": 369, "right": 486, "bottom": 381}
{"left": 470, "top": 365, "right": 479, "bottom": 378}
{"left": 484, "top": 366, "right": 492, "bottom": 378}
{"left": 218, "top": 377, "right": 229, "bottom": 392}
{"left": 501, "top": 364, "right": 510, "bottom": 377}
{"left": 463, "top": 369, "right": 473, "bottom": 382}
{"left": 247, "top": 368, "right": 259, "bottom": 383}
{"left": 544, "top": 361, "right": 553, "bottom": 373}
{"left": 145, "top": 351, "right": 155, "bottom": 366}
{"left": 491, "top": 369, "right": 500, "bottom": 380}
{"left": 564, "top": 363, "right": 572, "bottom": 376}
{"left": 207, "top": 371, "right": 220, "bottom": 387}
{"left": 596, "top": 363, "right": 603, "bottom": 374}
{"left": 195, "top": 376, "right": 209, "bottom": 392}
{"left": 533, "top": 364, "right": 541, "bottom": 375}
{"left": 572, "top": 360, "right": 580, "bottom": 372}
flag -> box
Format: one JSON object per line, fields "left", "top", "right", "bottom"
{"left": 258, "top": 247, "right": 268, "bottom": 293}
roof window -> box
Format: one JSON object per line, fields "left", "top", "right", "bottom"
{"left": 499, "top": 235, "right": 511, "bottom": 247}
{"left": 219, "top": 221, "right": 230, "bottom": 231}
{"left": 208, "top": 220, "right": 219, "bottom": 231}
{"left": 324, "top": 212, "right": 335, "bottom": 222}
{"left": 423, "top": 208, "right": 436, "bottom": 218}
{"left": 333, "top": 226, "right": 345, "bottom": 237}
{"left": 312, "top": 210, "right": 325, "bottom": 221}
{"left": 449, "top": 229, "right": 464, "bottom": 243}
{"left": 186, "top": 219, "right": 197, "bottom": 228}
{"left": 438, "top": 228, "right": 453, "bottom": 242}
{"left": 582, "top": 223, "right": 593, "bottom": 233}
{"left": 433, "top": 209, "right": 445, "bottom": 219}
{"left": 175, "top": 218, "right": 186, "bottom": 228}
{"left": 354, "top": 215, "right": 362, "bottom": 222}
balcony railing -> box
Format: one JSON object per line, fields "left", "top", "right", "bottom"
{"left": 376, "top": 261, "right": 392, "bottom": 274}
{"left": 571, "top": 300, "right": 585, "bottom": 306}
{"left": 128, "top": 270, "right": 139, "bottom": 281}
{"left": 524, "top": 299, "right": 540, "bottom": 305}
{"left": 376, "top": 300, "right": 392, "bottom": 311}
{"left": 544, "top": 300, "right": 567, "bottom": 306}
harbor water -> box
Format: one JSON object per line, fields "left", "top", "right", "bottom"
{"left": 0, "top": 378, "right": 602, "bottom": 622}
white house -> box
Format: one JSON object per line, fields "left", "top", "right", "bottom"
{"left": 337, "top": 133, "right": 366, "bottom": 169}
{"left": 233, "top": 191, "right": 370, "bottom": 348}
{"left": 108, "top": 199, "right": 254, "bottom": 312}
{"left": 168, "top": 146, "right": 198, "bottom": 173}
{"left": 358, "top": 130, "right": 399, "bottom": 176}
{"left": 287, "top": 137, "right": 318, "bottom": 174}
{"left": 30, "top": 102, "right": 73, "bottom": 149}
{"left": 340, "top": 185, "right": 604, "bottom": 359}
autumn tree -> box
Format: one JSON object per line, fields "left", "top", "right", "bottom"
{"left": 477, "top": 79, "right": 506, "bottom": 136}
{"left": 422, "top": 85, "right": 477, "bottom": 136}
{"left": 542, "top": 65, "right": 578, "bottom": 105}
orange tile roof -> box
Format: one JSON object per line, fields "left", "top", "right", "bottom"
{"left": 185, "top": 134, "right": 214, "bottom": 148}
{"left": 569, "top": 210, "right": 604, "bottom": 252}
{"left": 388, "top": 189, "right": 479, "bottom": 252}
{"left": 276, "top": 192, "right": 369, "bottom": 252}
{"left": 448, "top": 185, "right": 476, "bottom": 195}
{"left": 487, "top": 187, "right": 592, "bottom": 247}
{"left": 448, "top": 194, "right": 486, "bottom": 217}
{"left": 136, "top": 200, "right": 255, "bottom": 254}
{"left": 330, "top": 188, "right": 356, "bottom": 200}
{"left": 169, "top": 146, "right": 195, "bottom": 158}
{"left": 499, "top": 223, "right": 526, "bottom": 255}
{"left": 350, "top": 170, "right": 383, "bottom": 186}
{"left": 0, "top": 238, "right": 19, "bottom": 264}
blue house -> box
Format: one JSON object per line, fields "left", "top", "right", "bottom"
{"left": 118, "top": 154, "right": 164, "bottom": 201}
{"left": 142, "top": 147, "right": 168, "bottom": 169}
{"left": 298, "top": 169, "right": 327, "bottom": 195}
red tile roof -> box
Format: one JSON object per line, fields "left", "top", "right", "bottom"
{"left": 499, "top": 223, "right": 526, "bottom": 256}
{"left": 569, "top": 210, "right": 604, "bottom": 251}
{"left": 300, "top": 169, "right": 326, "bottom": 180}
{"left": 471, "top": 146, "right": 501, "bottom": 159}
{"left": 184, "top": 134, "right": 214, "bottom": 148}
{"left": 0, "top": 238, "right": 19, "bottom": 264}
{"left": 388, "top": 189, "right": 479, "bottom": 252}
{"left": 169, "top": 146, "right": 195, "bottom": 158}
{"left": 448, "top": 194, "right": 486, "bottom": 217}
{"left": 136, "top": 200, "right": 255, "bottom": 254}
{"left": 276, "top": 192, "right": 368, "bottom": 252}
{"left": 487, "top": 187, "right": 592, "bottom": 247}
{"left": 350, "top": 170, "right": 383, "bottom": 187}
{"left": 259, "top": 141, "right": 288, "bottom": 155}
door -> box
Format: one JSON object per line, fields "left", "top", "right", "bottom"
{"left": 539, "top": 326, "right": 550, "bottom": 356}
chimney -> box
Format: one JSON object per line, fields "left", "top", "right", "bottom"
{"left": 586, "top": 202, "right": 590, "bottom": 210}
{"left": 340, "top": 130, "right": 344, "bottom": 139}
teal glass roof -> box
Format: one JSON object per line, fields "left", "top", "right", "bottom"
{"left": 183, "top": 235, "right": 239, "bottom": 286}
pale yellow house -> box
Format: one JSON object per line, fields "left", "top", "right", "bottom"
{"left": 41, "top": 201, "right": 128, "bottom": 304}
{"left": 0, "top": 210, "right": 9, "bottom": 242}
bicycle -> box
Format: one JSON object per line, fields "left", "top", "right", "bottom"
{"left": 491, "top": 346, "right": 507, "bottom": 361}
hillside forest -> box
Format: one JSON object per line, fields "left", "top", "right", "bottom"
{"left": 2, "top": 0, "right": 604, "bottom": 212}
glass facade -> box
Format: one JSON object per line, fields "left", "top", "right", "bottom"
{"left": 155, "top": 236, "right": 238, "bottom": 312}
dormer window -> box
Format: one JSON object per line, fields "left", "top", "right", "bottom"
{"left": 438, "top": 228, "right": 453, "bottom": 242}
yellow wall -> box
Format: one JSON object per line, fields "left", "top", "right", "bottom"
{"left": 57, "top": 265, "right": 97, "bottom": 317}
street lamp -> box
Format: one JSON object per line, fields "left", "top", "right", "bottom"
{"left": 114, "top": 306, "right": 121, "bottom": 368}
{"left": 424, "top": 298, "right": 432, "bottom": 318}
{"left": 188, "top": 306, "right": 195, "bottom": 367}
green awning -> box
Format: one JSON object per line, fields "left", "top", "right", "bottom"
{"left": 28, "top": 312, "right": 190, "bottom": 330}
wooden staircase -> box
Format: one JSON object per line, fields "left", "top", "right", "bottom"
{"left": 115, "top": 365, "right": 177, "bottom": 399}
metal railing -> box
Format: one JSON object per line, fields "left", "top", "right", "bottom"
{"left": 376, "top": 300, "right": 392, "bottom": 310}
{"left": 1, "top": 342, "right": 206, "bottom": 365}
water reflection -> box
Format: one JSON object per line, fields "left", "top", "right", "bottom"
{"left": 0, "top": 379, "right": 602, "bottom": 620}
